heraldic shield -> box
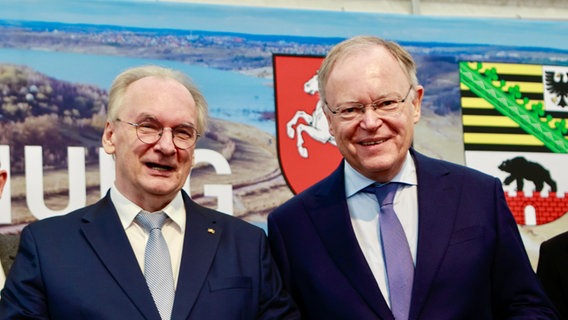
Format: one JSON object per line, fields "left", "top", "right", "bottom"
{"left": 273, "top": 54, "right": 342, "bottom": 195}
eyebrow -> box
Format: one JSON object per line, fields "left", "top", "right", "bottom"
{"left": 135, "top": 114, "right": 195, "bottom": 128}
{"left": 134, "top": 113, "right": 157, "bottom": 122}
{"left": 333, "top": 91, "right": 403, "bottom": 107}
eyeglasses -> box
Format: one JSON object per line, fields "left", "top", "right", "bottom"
{"left": 116, "top": 118, "right": 200, "bottom": 149}
{"left": 326, "top": 86, "right": 413, "bottom": 121}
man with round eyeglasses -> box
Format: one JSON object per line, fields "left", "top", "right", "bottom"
{"left": 267, "top": 35, "right": 557, "bottom": 319}
{"left": 0, "top": 65, "right": 300, "bottom": 319}
{"left": 115, "top": 118, "right": 200, "bottom": 150}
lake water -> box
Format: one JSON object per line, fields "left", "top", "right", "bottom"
{"left": 0, "top": 48, "right": 276, "bottom": 135}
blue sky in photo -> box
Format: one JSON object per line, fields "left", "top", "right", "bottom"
{"left": 1, "top": 0, "right": 567, "bottom": 50}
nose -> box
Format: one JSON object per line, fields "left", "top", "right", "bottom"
{"left": 359, "top": 107, "right": 383, "bottom": 130}
{"left": 154, "top": 127, "right": 176, "bottom": 154}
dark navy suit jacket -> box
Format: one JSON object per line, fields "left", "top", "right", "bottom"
{"left": 268, "top": 149, "right": 557, "bottom": 320}
{"left": 537, "top": 230, "right": 568, "bottom": 320}
{"left": 0, "top": 191, "right": 299, "bottom": 320}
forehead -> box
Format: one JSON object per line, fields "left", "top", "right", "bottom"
{"left": 325, "top": 46, "right": 408, "bottom": 101}
{"left": 121, "top": 76, "right": 196, "bottom": 121}
{"left": 333, "top": 46, "right": 403, "bottom": 80}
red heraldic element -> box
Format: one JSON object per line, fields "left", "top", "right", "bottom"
{"left": 273, "top": 54, "right": 342, "bottom": 194}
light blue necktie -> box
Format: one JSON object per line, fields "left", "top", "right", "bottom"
{"left": 136, "top": 211, "right": 175, "bottom": 320}
{"left": 365, "top": 182, "right": 414, "bottom": 320}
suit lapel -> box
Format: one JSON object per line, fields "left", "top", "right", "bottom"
{"left": 409, "top": 150, "right": 461, "bottom": 318}
{"left": 80, "top": 194, "right": 160, "bottom": 320}
{"left": 171, "top": 193, "right": 222, "bottom": 320}
{"left": 557, "top": 239, "right": 568, "bottom": 285}
{"left": 307, "top": 162, "right": 393, "bottom": 319}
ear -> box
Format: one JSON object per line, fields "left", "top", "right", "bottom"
{"left": 323, "top": 102, "right": 336, "bottom": 137}
{"left": 411, "top": 85, "right": 424, "bottom": 124}
{"left": 102, "top": 121, "right": 116, "bottom": 155}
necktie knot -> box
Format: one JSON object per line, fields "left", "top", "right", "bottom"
{"left": 136, "top": 211, "right": 168, "bottom": 232}
{"left": 363, "top": 182, "right": 399, "bottom": 208}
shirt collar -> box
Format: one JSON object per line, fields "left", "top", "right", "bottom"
{"left": 110, "top": 185, "right": 186, "bottom": 232}
{"left": 344, "top": 150, "right": 417, "bottom": 198}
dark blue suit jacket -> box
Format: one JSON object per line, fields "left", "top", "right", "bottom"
{"left": 537, "top": 230, "right": 568, "bottom": 319}
{"left": 268, "top": 149, "right": 557, "bottom": 319}
{"left": 0, "top": 191, "right": 299, "bottom": 319}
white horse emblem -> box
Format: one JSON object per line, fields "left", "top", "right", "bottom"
{"left": 286, "top": 74, "right": 336, "bottom": 158}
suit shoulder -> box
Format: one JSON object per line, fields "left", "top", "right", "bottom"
{"left": 416, "top": 150, "right": 498, "bottom": 184}
{"left": 24, "top": 200, "right": 103, "bottom": 233}
{"left": 270, "top": 162, "right": 345, "bottom": 223}
{"left": 269, "top": 172, "right": 338, "bottom": 224}
{"left": 270, "top": 178, "right": 322, "bottom": 209}
{"left": 541, "top": 230, "right": 568, "bottom": 250}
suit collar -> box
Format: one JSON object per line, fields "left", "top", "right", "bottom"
{"left": 344, "top": 151, "right": 417, "bottom": 197}
{"left": 81, "top": 191, "right": 226, "bottom": 320}
{"left": 308, "top": 161, "right": 394, "bottom": 319}
{"left": 109, "top": 186, "right": 186, "bottom": 233}
{"left": 309, "top": 150, "right": 463, "bottom": 319}
{"left": 409, "top": 149, "right": 462, "bottom": 318}
{"left": 171, "top": 192, "right": 223, "bottom": 320}
{"left": 80, "top": 193, "right": 161, "bottom": 320}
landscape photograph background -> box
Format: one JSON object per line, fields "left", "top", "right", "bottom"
{"left": 0, "top": 0, "right": 567, "bottom": 267}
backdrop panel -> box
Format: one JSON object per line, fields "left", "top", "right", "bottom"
{"left": 0, "top": 0, "right": 567, "bottom": 268}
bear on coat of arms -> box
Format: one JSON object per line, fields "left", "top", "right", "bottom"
{"left": 498, "top": 156, "right": 557, "bottom": 192}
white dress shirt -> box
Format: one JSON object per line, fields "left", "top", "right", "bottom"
{"left": 345, "top": 151, "right": 418, "bottom": 306}
{"left": 110, "top": 186, "right": 186, "bottom": 288}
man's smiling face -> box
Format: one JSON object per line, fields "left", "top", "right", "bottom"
{"left": 102, "top": 76, "right": 197, "bottom": 210}
{"left": 323, "top": 45, "right": 423, "bottom": 182}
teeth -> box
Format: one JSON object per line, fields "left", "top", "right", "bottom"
{"left": 361, "top": 139, "right": 385, "bottom": 146}
{"left": 148, "top": 163, "right": 172, "bottom": 171}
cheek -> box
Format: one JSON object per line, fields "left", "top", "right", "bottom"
{"left": 332, "top": 121, "right": 357, "bottom": 139}
{"left": 182, "top": 150, "right": 195, "bottom": 169}
{"left": 395, "top": 110, "right": 417, "bottom": 133}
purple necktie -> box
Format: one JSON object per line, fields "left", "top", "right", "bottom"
{"left": 366, "top": 183, "right": 414, "bottom": 320}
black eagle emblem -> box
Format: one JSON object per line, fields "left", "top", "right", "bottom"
{"left": 545, "top": 70, "right": 568, "bottom": 108}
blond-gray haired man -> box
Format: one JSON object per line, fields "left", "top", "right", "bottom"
{"left": 1, "top": 65, "right": 299, "bottom": 319}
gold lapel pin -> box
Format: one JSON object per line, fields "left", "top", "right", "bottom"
{"left": 207, "top": 228, "right": 215, "bottom": 234}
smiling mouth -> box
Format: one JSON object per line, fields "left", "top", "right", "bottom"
{"left": 146, "top": 162, "right": 174, "bottom": 171}
{"left": 360, "top": 139, "right": 386, "bottom": 146}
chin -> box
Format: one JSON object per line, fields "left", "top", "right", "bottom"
{"left": 362, "top": 160, "right": 396, "bottom": 176}
{"left": 144, "top": 182, "right": 179, "bottom": 195}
